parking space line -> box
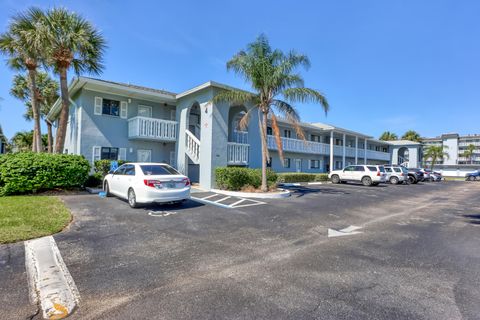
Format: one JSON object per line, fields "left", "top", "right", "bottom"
{"left": 230, "top": 199, "right": 246, "bottom": 207}
{"left": 214, "top": 196, "right": 231, "bottom": 203}
{"left": 201, "top": 194, "right": 218, "bottom": 200}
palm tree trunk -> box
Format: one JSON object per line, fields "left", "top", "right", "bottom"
{"left": 46, "top": 121, "right": 53, "bottom": 153}
{"left": 260, "top": 111, "right": 268, "bottom": 192}
{"left": 27, "top": 68, "right": 42, "bottom": 153}
{"left": 54, "top": 67, "right": 69, "bottom": 154}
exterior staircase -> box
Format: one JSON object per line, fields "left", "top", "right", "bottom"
{"left": 185, "top": 129, "right": 200, "bottom": 164}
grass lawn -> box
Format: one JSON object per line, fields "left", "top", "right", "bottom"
{"left": 0, "top": 196, "right": 71, "bottom": 244}
{"left": 444, "top": 177, "right": 467, "bottom": 181}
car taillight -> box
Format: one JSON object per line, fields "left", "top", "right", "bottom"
{"left": 183, "top": 178, "right": 191, "bottom": 186}
{"left": 144, "top": 179, "right": 161, "bottom": 188}
{"left": 377, "top": 171, "right": 381, "bottom": 176}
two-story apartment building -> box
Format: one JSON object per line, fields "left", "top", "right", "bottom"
{"left": 46, "top": 77, "right": 414, "bottom": 189}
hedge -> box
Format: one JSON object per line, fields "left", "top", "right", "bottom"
{"left": 276, "top": 172, "right": 329, "bottom": 183}
{"left": 0, "top": 153, "right": 90, "bottom": 195}
{"left": 94, "top": 159, "right": 126, "bottom": 177}
{"left": 215, "top": 167, "right": 277, "bottom": 191}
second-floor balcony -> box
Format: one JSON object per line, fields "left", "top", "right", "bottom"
{"left": 267, "top": 135, "right": 391, "bottom": 160}
{"left": 128, "top": 116, "right": 177, "bottom": 141}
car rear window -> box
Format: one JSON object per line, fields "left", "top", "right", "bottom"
{"left": 378, "top": 166, "right": 385, "bottom": 172}
{"left": 367, "top": 166, "right": 377, "bottom": 172}
{"left": 140, "top": 165, "right": 180, "bottom": 175}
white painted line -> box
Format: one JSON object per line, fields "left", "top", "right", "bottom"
{"left": 214, "top": 196, "right": 231, "bottom": 203}
{"left": 148, "top": 211, "right": 177, "bottom": 217}
{"left": 200, "top": 194, "right": 218, "bottom": 200}
{"left": 191, "top": 196, "right": 232, "bottom": 209}
{"left": 328, "top": 225, "right": 363, "bottom": 238}
{"left": 25, "top": 236, "right": 80, "bottom": 319}
{"left": 230, "top": 199, "right": 246, "bottom": 207}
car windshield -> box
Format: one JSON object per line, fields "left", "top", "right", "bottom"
{"left": 140, "top": 164, "right": 180, "bottom": 176}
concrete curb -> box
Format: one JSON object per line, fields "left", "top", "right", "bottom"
{"left": 210, "top": 188, "right": 291, "bottom": 199}
{"left": 25, "top": 236, "right": 80, "bottom": 319}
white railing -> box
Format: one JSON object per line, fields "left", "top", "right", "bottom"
{"left": 128, "top": 116, "right": 177, "bottom": 141}
{"left": 232, "top": 130, "right": 248, "bottom": 144}
{"left": 227, "top": 142, "right": 249, "bottom": 165}
{"left": 367, "top": 150, "right": 391, "bottom": 161}
{"left": 185, "top": 129, "right": 200, "bottom": 164}
{"left": 267, "top": 135, "right": 329, "bottom": 155}
{"left": 358, "top": 149, "right": 365, "bottom": 158}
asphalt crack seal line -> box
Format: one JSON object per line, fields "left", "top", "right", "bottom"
{"left": 25, "top": 236, "right": 80, "bottom": 319}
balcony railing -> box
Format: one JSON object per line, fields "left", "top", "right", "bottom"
{"left": 232, "top": 130, "right": 248, "bottom": 144}
{"left": 267, "top": 135, "right": 329, "bottom": 155}
{"left": 366, "top": 150, "right": 391, "bottom": 161}
{"left": 128, "top": 116, "right": 177, "bottom": 141}
{"left": 227, "top": 142, "right": 249, "bottom": 165}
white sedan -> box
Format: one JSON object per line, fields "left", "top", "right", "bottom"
{"left": 103, "top": 162, "right": 191, "bottom": 208}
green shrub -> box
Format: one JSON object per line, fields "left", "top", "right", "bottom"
{"left": 0, "top": 152, "right": 90, "bottom": 195}
{"left": 84, "top": 173, "right": 104, "bottom": 188}
{"left": 94, "top": 159, "right": 126, "bottom": 177}
{"left": 276, "top": 172, "right": 329, "bottom": 183}
{"left": 215, "top": 167, "right": 277, "bottom": 191}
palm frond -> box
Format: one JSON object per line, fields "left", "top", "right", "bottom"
{"left": 282, "top": 87, "right": 329, "bottom": 115}
{"left": 212, "top": 89, "right": 257, "bottom": 106}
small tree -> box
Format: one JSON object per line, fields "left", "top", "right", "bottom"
{"left": 212, "top": 35, "right": 329, "bottom": 192}
{"left": 462, "top": 144, "right": 476, "bottom": 164}
{"left": 424, "top": 145, "right": 449, "bottom": 170}
{"left": 379, "top": 131, "right": 398, "bottom": 141}
{"left": 402, "top": 130, "right": 421, "bottom": 142}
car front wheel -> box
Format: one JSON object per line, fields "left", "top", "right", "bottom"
{"left": 362, "top": 176, "right": 372, "bottom": 186}
{"left": 128, "top": 188, "right": 139, "bottom": 208}
{"left": 331, "top": 175, "right": 341, "bottom": 184}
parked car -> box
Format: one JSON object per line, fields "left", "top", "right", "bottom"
{"left": 430, "top": 171, "right": 443, "bottom": 182}
{"left": 406, "top": 168, "right": 425, "bottom": 184}
{"left": 465, "top": 170, "right": 480, "bottom": 181}
{"left": 103, "top": 162, "right": 191, "bottom": 208}
{"left": 329, "top": 165, "right": 387, "bottom": 186}
{"left": 384, "top": 165, "right": 408, "bottom": 185}
{"left": 418, "top": 168, "right": 432, "bottom": 182}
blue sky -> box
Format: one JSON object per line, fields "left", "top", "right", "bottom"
{"left": 1, "top": 0, "right": 479, "bottom": 139}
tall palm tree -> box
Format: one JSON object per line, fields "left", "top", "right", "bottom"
{"left": 424, "top": 145, "right": 449, "bottom": 170}
{"left": 402, "top": 130, "right": 422, "bottom": 142}
{"left": 41, "top": 7, "right": 106, "bottom": 153}
{"left": 379, "top": 131, "right": 398, "bottom": 141}
{"left": 10, "top": 72, "right": 59, "bottom": 152}
{"left": 10, "top": 130, "right": 48, "bottom": 152}
{"left": 213, "top": 35, "right": 329, "bottom": 191}
{"left": 462, "top": 144, "right": 476, "bottom": 164}
{"left": 0, "top": 8, "right": 46, "bottom": 152}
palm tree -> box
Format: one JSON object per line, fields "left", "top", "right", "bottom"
{"left": 41, "top": 7, "right": 106, "bottom": 153}
{"left": 10, "top": 130, "right": 48, "bottom": 152}
{"left": 462, "top": 144, "right": 476, "bottom": 164}
{"left": 424, "top": 145, "right": 449, "bottom": 170}
{"left": 11, "top": 72, "right": 59, "bottom": 152}
{"left": 212, "top": 35, "right": 329, "bottom": 191}
{"left": 379, "top": 131, "right": 398, "bottom": 141}
{"left": 0, "top": 8, "right": 47, "bottom": 152}
{"left": 402, "top": 130, "right": 422, "bottom": 142}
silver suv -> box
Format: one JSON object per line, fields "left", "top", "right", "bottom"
{"left": 329, "top": 165, "right": 387, "bottom": 186}
{"left": 384, "top": 165, "right": 408, "bottom": 185}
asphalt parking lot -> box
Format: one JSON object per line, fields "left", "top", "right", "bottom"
{"left": 2, "top": 181, "right": 480, "bottom": 319}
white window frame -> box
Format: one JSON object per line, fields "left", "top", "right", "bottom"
{"left": 137, "top": 149, "right": 151, "bottom": 162}
{"left": 138, "top": 105, "right": 152, "bottom": 118}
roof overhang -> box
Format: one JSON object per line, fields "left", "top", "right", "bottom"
{"left": 47, "top": 77, "right": 177, "bottom": 121}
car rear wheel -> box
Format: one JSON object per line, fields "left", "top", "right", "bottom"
{"left": 331, "top": 175, "right": 340, "bottom": 184}
{"left": 104, "top": 182, "right": 111, "bottom": 197}
{"left": 128, "top": 188, "right": 138, "bottom": 208}
{"left": 362, "top": 176, "right": 372, "bottom": 186}
{"left": 390, "top": 176, "right": 399, "bottom": 185}
{"left": 407, "top": 175, "right": 416, "bottom": 184}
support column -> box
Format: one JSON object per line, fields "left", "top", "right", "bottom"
{"left": 364, "top": 138, "right": 368, "bottom": 164}
{"left": 342, "top": 133, "right": 346, "bottom": 168}
{"left": 355, "top": 136, "right": 358, "bottom": 164}
{"left": 329, "top": 131, "right": 334, "bottom": 171}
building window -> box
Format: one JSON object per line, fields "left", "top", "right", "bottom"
{"left": 284, "top": 129, "right": 291, "bottom": 138}
{"left": 284, "top": 158, "right": 291, "bottom": 168}
{"left": 102, "top": 99, "right": 120, "bottom": 116}
{"left": 267, "top": 127, "right": 272, "bottom": 135}
{"left": 101, "top": 147, "right": 119, "bottom": 160}
{"left": 311, "top": 135, "right": 320, "bottom": 142}
{"left": 266, "top": 157, "right": 272, "bottom": 167}
{"left": 335, "top": 160, "right": 342, "bottom": 169}
{"left": 335, "top": 139, "right": 342, "bottom": 146}
{"left": 310, "top": 159, "right": 320, "bottom": 169}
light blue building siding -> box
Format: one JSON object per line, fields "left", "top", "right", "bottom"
{"left": 48, "top": 77, "right": 407, "bottom": 189}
